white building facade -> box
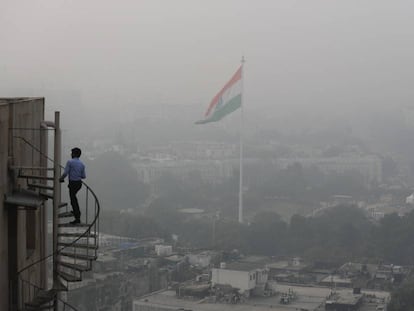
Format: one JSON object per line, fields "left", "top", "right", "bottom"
{"left": 211, "top": 265, "right": 269, "bottom": 294}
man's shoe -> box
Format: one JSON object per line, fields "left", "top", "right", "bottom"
{"left": 69, "top": 219, "right": 81, "bottom": 225}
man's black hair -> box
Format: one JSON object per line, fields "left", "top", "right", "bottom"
{"left": 71, "top": 147, "right": 82, "bottom": 158}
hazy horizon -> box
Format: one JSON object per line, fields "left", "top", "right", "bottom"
{"left": 2, "top": 0, "right": 414, "bottom": 123}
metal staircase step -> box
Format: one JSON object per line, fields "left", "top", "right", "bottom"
{"left": 52, "top": 279, "right": 68, "bottom": 291}
{"left": 4, "top": 189, "right": 43, "bottom": 210}
{"left": 59, "top": 202, "right": 68, "bottom": 208}
{"left": 58, "top": 242, "right": 98, "bottom": 250}
{"left": 58, "top": 212, "right": 73, "bottom": 218}
{"left": 58, "top": 261, "right": 90, "bottom": 272}
{"left": 25, "top": 306, "right": 54, "bottom": 311}
{"left": 12, "top": 166, "right": 54, "bottom": 171}
{"left": 58, "top": 232, "right": 96, "bottom": 238}
{"left": 25, "top": 289, "right": 56, "bottom": 309}
{"left": 58, "top": 270, "right": 82, "bottom": 282}
{"left": 59, "top": 251, "right": 97, "bottom": 261}
{"left": 58, "top": 223, "right": 89, "bottom": 228}
{"left": 19, "top": 174, "right": 54, "bottom": 181}
{"left": 40, "top": 192, "right": 54, "bottom": 200}
{"left": 28, "top": 183, "right": 54, "bottom": 191}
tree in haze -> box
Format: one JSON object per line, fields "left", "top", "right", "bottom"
{"left": 372, "top": 211, "right": 414, "bottom": 265}
{"left": 287, "top": 214, "right": 314, "bottom": 254}
{"left": 214, "top": 220, "right": 249, "bottom": 252}
{"left": 246, "top": 211, "right": 287, "bottom": 255}
{"left": 382, "top": 156, "right": 399, "bottom": 181}
{"left": 388, "top": 280, "right": 414, "bottom": 311}
{"left": 309, "top": 205, "right": 370, "bottom": 257}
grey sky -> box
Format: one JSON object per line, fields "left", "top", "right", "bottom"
{"left": 1, "top": 0, "right": 414, "bottom": 121}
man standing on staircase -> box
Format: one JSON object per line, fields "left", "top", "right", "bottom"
{"left": 59, "top": 147, "right": 86, "bottom": 224}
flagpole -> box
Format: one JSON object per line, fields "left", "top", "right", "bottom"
{"left": 239, "top": 56, "right": 245, "bottom": 224}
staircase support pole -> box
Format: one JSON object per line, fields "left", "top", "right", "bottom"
{"left": 53, "top": 111, "right": 62, "bottom": 311}
{"left": 40, "top": 120, "right": 49, "bottom": 289}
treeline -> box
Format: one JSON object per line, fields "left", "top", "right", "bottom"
{"left": 86, "top": 150, "right": 384, "bottom": 213}
{"left": 388, "top": 279, "right": 414, "bottom": 311}
{"left": 90, "top": 151, "right": 414, "bottom": 264}
{"left": 101, "top": 205, "right": 414, "bottom": 266}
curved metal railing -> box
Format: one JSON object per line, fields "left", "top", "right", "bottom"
{"left": 58, "top": 297, "right": 79, "bottom": 311}
{"left": 13, "top": 134, "right": 100, "bottom": 310}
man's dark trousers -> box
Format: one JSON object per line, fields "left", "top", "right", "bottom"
{"left": 68, "top": 180, "right": 82, "bottom": 221}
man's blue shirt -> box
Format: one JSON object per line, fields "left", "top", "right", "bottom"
{"left": 62, "top": 158, "right": 86, "bottom": 181}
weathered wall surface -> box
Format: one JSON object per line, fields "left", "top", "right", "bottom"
{"left": 10, "top": 98, "right": 46, "bottom": 293}
{"left": 211, "top": 268, "right": 253, "bottom": 291}
{"left": 0, "top": 102, "right": 10, "bottom": 311}
{"left": 0, "top": 98, "right": 46, "bottom": 308}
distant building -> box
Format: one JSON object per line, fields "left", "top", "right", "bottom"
{"left": 320, "top": 275, "right": 353, "bottom": 288}
{"left": 275, "top": 155, "right": 382, "bottom": 184}
{"left": 267, "top": 258, "right": 310, "bottom": 283}
{"left": 155, "top": 245, "right": 173, "bottom": 257}
{"left": 211, "top": 262, "right": 269, "bottom": 296}
{"left": 133, "top": 158, "right": 235, "bottom": 185}
{"left": 171, "top": 141, "right": 237, "bottom": 160}
{"left": 406, "top": 193, "right": 414, "bottom": 204}
{"left": 187, "top": 251, "right": 219, "bottom": 268}
{"left": 329, "top": 195, "right": 355, "bottom": 207}
{"left": 367, "top": 207, "right": 385, "bottom": 221}
{"left": 325, "top": 292, "right": 363, "bottom": 311}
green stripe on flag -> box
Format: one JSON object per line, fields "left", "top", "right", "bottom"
{"left": 195, "top": 94, "right": 242, "bottom": 124}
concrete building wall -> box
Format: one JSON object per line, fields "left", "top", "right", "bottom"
{"left": 0, "top": 102, "right": 10, "bottom": 311}
{"left": 155, "top": 245, "right": 173, "bottom": 257}
{"left": 187, "top": 253, "right": 212, "bottom": 268}
{"left": 0, "top": 98, "right": 47, "bottom": 309}
{"left": 256, "top": 269, "right": 269, "bottom": 284}
{"left": 211, "top": 268, "right": 255, "bottom": 292}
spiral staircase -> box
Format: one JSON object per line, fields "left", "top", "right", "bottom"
{"left": 6, "top": 112, "right": 100, "bottom": 311}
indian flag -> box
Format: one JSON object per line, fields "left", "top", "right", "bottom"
{"left": 195, "top": 66, "right": 242, "bottom": 124}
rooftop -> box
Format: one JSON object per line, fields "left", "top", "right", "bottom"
{"left": 221, "top": 261, "right": 266, "bottom": 272}
{"left": 134, "top": 285, "right": 390, "bottom": 311}
{"left": 326, "top": 292, "right": 363, "bottom": 305}
{"left": 320, "top": 275, "right": 352, "bottom": 284}
{"left": 134, "top": 289, "right": 307, "bottom": 311}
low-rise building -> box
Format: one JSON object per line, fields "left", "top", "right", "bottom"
{"left": 187, "top": 251, "right": 218, "bottom": 268}
{"left": 325, "top": 292, "right": 363, "bottom": 311}
{"left": 155, "top": 245, "right": 173, "bottom": 257}
{"left": 211, "top": 261, "right": 269, "bottom": 296}
{"left": 320, "top": 275, "right": 353, "bottom": 288}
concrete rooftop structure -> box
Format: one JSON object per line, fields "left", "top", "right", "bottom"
{"left": 134, "top": 285, "right": 390, "bottom": 311}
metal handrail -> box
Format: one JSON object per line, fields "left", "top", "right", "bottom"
{"left": 14, "top": 134, "right": 101, "bottom": 310}
{"left": 58, "top": 298, "right": 78, "bottom": 311}
{"left": 16, "top": 183, "right": 101, "bottom": 273}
